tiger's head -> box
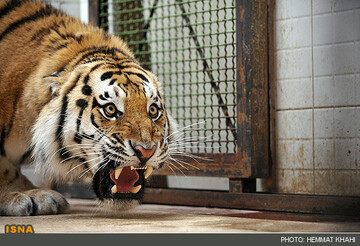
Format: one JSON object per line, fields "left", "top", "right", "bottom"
{"left": 31, "top": 51, "right": 176, "bottom": 209}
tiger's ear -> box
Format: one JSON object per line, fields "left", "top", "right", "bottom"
{"left": 43, "top": 68, "right": 64, "bottom": 96}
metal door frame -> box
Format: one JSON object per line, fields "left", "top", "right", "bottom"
{"left": 84, "top": 0, "right": 360, "bottom": 216}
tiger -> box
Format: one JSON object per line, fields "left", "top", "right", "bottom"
{"left": 0, "top": 0, "right": 177, "bottom": 216}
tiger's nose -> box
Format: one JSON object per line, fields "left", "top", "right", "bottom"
{"left": 131, "top": 143, "right": 156, "bottom": 164}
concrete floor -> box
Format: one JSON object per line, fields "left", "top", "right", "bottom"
{"left": 1, "top": 199, "right": 359, "bottom": 233}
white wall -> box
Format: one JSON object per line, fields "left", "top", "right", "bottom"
{"left": 42, "top": 0, "right": 88, "bottom": 23}
{"left": 271, "top": 0, "right": 360, "bottom": 195}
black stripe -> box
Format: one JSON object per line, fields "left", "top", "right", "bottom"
{"left": 126, "top": 72, "right": 149, "bottom": 83}
{"left": 59, "top": 44, "right": 135, "bottom": 72}
{"left": 0, "top": 5, "right": 57, "bottom": 42}
{"left": 109, "top": 79, "right": 116, "bottom": 86}
{"left": 90, "top": 63, "right": 102, "bottom": 72}
{"left": 160, "top": 138, "right": 164, "bottom": 146}
{"left": 73, "top": 47, "right": 132, "bottom": 67}
{"left": 0, "top": 127, "right": 6, "bottom": 156}
{"left": 76, "top": 99, "right": 88, "bottom": 132}
{"left": 82, "top": 85, "right": 92, "bottom": 95}
{"left": 30, "top": 27, "right": 51, "bottom": 42}
{"left": 78, "top": 155, "right": 89, "bottom": 170}
{"left": 83, "top": 75, "right": 90, "bottom": 84}
{"left": 105, "top": 146, "right": 126, "bottom": 160}
{"left": 20, "top": 148, "right": 33, "bottom": 163}
{"left": 76, "top": 56, "right": 133, "bottom": 69}
{"left": 47, "top": 42, "right": 68, "bottom": 52}
{"left": 111, "top": 133, "right": 122, "bottom": 144}
{"left": 82, "top": 133, "right": 95, "bottom": 141}
{"left": 63, "top": 74, "right": 81, "bottom": 95}
{"left": 121, "top": 64, "right": 148, "bottom": 75}
{"left": 56, "top": 73, "right": 82, "bottom": 160}
{"left": 30, "top": 197, "right": 39, "bottom": 216}
{"left": 114, "top": 88, "right": 119, "bottom": 97}
{"left": 0, "top": 0, "right": 25, "bottom": 19}
{"left": 92, "top": 98, "right": 101, "bottom": 109}
{"left": 100, "top": 72, "right": 113, "bottom": 81}
{"left": 118, "top": 84, "right": 128, "bottom": 96}
{"left": 30, "top": 19, "right": 65, "bottom": 43}
{"left": 156, "top": 90, "right": 162, "bottom": 99}
{"left": 90, "top": 113, "right": 99, "bottom": 129}
{"left": 56, "top": 96, "right": 68, "bottom": 143}
{"left": 74, "top": 99, "right": 88, "bottom": 144}
{"left": 124, "top": 74, "right": 139, "bottom": 88}
{"left": 74, "top": 133, "right": 82, "bottom": 144}
{"left": 66, "top": 46, "right": 105, "bottom": 65}
{"left": 45, "top": 33, "right": 83, "bottom": 52}
{"left": 56, "top": 98, "right": 70, "bottom": 159}
{"left": 142, "top": 86, "right": 147, "bottom": 96}
{"left": 158, "top": 162, "right": 165, "bottom": 168}
{"left": 76, "top": 99, "right": 88, "bottom": 110}
{"left": 159, "top": 147, "right": 168, "bottom": 159}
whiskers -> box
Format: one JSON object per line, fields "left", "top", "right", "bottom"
{"left": 165, "top": 121, "right": 217, "bottom": 176}
{"left": 53, "top": 124, "right": 116, "bottom": 179}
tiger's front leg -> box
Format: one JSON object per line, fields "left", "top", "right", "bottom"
{"left": 0, "top": 156, "right": 68, "bottom": 216}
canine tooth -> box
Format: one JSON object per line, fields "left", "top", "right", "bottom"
{"left": 129, "top": 185, "right": 141, "bottom": 194}
{"left": 115, "top": 167, "right": 123, "bottom": 180}
{"left": 111, "top": 185, "right": 117, "bottom": 194}
{"left": 145, "top": 166, "right": 153, "bottom": 179}
{"left": 130, "top": 166, "right": 134, "bottom": 170}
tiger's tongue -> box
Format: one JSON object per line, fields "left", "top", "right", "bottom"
{"left": 110, "top": 166, "right": 139, "bottom": 193}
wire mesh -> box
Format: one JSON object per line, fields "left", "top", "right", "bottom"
{"left": 99, "top": 0, "right": 237, "bottom": 154}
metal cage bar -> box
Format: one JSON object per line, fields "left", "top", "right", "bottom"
{"left": 91, "top": 0, "right": 269, "bottom": 180}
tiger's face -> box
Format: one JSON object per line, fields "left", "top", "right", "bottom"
{"left": 32, "top": 61, "right": 176, "bottom": 208}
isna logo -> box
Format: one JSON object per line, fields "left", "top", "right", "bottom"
{"left": 4, "top": 224, "right": 34, "bottom": 234}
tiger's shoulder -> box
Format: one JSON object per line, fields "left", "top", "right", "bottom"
{"left": 0, "top": 0, "right": 134, "bottom": 80}
{"left": 0, "top": 0, "right": 141, "bottom": 163}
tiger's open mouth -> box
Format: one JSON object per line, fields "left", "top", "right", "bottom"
{"left": 92, "top": 161, "right": 154, "bottom": 201}
{"left": 110, "top": 166, "right": 153, "bottom": 194}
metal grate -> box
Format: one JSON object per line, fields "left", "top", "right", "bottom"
{"left": 99, "top": 0, "right": 237, "bottom": 154}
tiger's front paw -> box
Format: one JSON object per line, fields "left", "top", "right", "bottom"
{"left": 1, "top": 189, "right": 69, "bottom": 216}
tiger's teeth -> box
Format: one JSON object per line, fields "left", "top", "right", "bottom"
{"left": 111, "top": 185, "right": 117, "bottom": 194}
{"left": 130, "top": 166, "right": 135, "bottom": 170}
{"left": 145, "top": 166, "right": 153, "bottom": 179}
{"left": 129, "top": 185, "right": 141, "bottom": 194}
{"left": 115, "top": 167, "right": 123, "bottom": 180}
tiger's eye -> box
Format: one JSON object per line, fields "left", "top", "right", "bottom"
{"left": 104, "top": 103, "right": 117, "bottom": 118}
{"left": 149, "top": 104, "right": 159, "bottom": 119}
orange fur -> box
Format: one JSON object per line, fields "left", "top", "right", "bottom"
{"left": 0, "top": 0, "right": 175, "bottom": 216}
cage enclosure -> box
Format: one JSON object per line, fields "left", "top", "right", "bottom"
{"left": 91, "top": 0, "right": 269, "bottom": 198}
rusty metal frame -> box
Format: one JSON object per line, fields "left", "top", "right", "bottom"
{"left": 88, "top": 0, "right": 99, "bottom": 27}
{"left": 149, "top": 0, "right": 270, "bottom": 179}
{"left": 56, "top": 183, "right": 360, "bottom": 216}
{"left": 142, "top": 188, "right": 360, "bottom": 216}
